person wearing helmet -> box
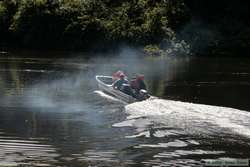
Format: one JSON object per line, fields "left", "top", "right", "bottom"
{"left": 112, "top": 70, "right": 124, "bottom": 82}
{"left": 130, "top": 74, "right": 147, "bottom": 94}
{"left": 112, "top": 73, "right": 128, "bottom": 90}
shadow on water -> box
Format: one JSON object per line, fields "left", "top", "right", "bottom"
{"left": 0, "top": 50, "right": 250, "bottom": 166}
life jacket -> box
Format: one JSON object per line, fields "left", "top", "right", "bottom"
{"left": 113, "top": 78, "right": 128, "bottom": 90}
{"left": 130, "top": 79, "right": 139, "bottom": 90}
{"left": 131, "top": 77, "right": 146, "bottom": 93}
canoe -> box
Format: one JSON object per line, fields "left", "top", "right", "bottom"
{"left": 96, "top": 75, "right": 138, "bottom": 103}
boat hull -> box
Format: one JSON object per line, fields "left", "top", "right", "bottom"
{"left": 96, "top": 75, "right": 137, "bottom": 103}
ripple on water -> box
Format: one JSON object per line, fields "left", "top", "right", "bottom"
{"left": 109, "top": 98, "right": 250, "bottom": 165}
{"left": 134, "top": 139, "right": 188, "bottom": 148}
{"left": 77, "top": 150, "right": 118, "bottom": 162}
{"left": 142, "top": 159, "right": 203, "bottom": 167}
{"left": 125, "top": 129, "right": 186, "bottom": 138}
{"left": 72, "top": 150, "right": 135, "bottom": 166}
{"left": 0, "top": 131, "right": 59, "bottom": 167}
{"left": 154, "top": 150, "right": 225, "bottom": 159}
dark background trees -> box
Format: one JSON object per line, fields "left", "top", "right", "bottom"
{"left": 0, "top": 0, "right": 187, "bottom": 51}
{"left": 183, "top": 0, "right": 250, "bottom": 56}
{"left": 0, "top": 0, "right": 250, "bottom": 56}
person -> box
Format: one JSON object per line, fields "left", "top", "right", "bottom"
{"left": 137, "top": 74, "right": 146, "bottom": 90}
{"left": 112, "top": 73, "right": 128, "bottom": 90}
{"left": 112, "top": 70, "right": 125, "bottom": 82}
{"left": 130, "top": 74, "right": 147, "bottom": 94}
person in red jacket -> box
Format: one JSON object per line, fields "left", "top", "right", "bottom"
{"left": 130, "top": 74, "right": 147, "bottom": 94}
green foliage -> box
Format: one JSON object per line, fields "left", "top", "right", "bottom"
{"left": 144, "top": 39, "right": 190, "bottom": 57}
{"left": 0, "top": 0, "right": 19, "bottom": 43}
{"left": 9, "top": 0, "right": 65, "bottom": 46}
{"left": 0, "top": 0, "right": 189, "bottom": 50}
{"left": 144, "top": 44, "right": 163, "bottom": 57}
{"left": 0, "top": 2, "right": 5, "bottom": 15}
{"left": 0, "top": 2, "right": 5, "bottom": 38}
{"left": 183, "top": 0, "right": 250, "bottom": 56}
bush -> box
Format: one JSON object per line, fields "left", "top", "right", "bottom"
{"left": 0, "top": 0, "right": 189, "bottom": 50}
{"left": 9, "top": 0, "right": 65, "bottom": 47}
{"left": 0, "top": 0, "right": 19, "bottom": 44}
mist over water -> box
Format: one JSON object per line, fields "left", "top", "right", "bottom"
{"left": 0, "top": 49, "right": 250, "bottom": 166}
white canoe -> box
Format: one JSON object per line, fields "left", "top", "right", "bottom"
{"left": 96, "top": 75, "right": 138, "bottom": 103}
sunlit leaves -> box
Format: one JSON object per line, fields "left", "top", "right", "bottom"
{"left": 0, "top": 0, "right": 188, "bottom": 49}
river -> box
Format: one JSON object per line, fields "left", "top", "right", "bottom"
{"left": 0, "top": 49, "right": 250, "bottom": 166}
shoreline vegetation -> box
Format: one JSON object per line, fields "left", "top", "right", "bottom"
{"left": 1, "top": 0, "right": 250, "bottom": 57}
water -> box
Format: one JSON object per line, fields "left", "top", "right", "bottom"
{"left": 0, "top": 50, "right": 250, "bottom": 166}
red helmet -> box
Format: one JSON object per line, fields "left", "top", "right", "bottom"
{"left": 136, "top": 74, "right": 144, "bottom": 80}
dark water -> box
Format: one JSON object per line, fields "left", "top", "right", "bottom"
{"left": 0, "top": 50, "right": 250, "bottom": 166}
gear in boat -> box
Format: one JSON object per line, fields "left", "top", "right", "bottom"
{"left": 112, "top": 71, "right": 149, "bottom": 100}
{"left": 96, "top": 71, "right": 150, "bottom": 103}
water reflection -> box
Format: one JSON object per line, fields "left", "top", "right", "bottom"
{"left": 0, "top": 52, "right": 250, "bottom": 166}
{"left": 0, "top": 130, "right": 59, "bottom": 166}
